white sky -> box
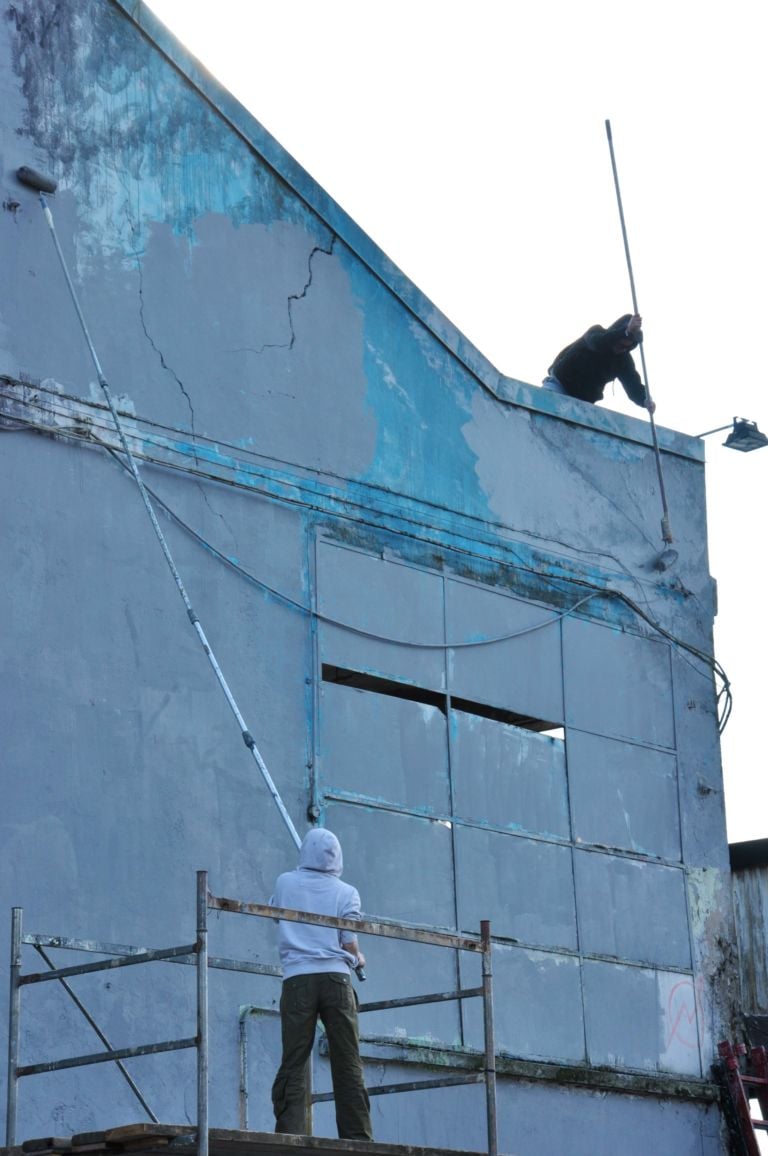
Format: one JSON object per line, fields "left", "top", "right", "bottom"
{"left": 145, "top": 0, "right": 766, "bottom": 843}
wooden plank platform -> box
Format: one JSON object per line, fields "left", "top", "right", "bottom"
{"left": 6, "top": 1125, "right": 490, "bottom": 1156}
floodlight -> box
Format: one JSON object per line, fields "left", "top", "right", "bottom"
{"left": 696, "top": 417, "right": 768, "bottom": 452}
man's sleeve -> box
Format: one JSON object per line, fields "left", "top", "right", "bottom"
{"left": 339, "top": 886, "right": 362, "bottom": 944}
{"left": 617, "top": 357, "right": 647, "bottom": 407}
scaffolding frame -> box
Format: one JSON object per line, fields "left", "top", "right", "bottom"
{"left": 7, "top": 872, "right": 498, "bottom": 1156}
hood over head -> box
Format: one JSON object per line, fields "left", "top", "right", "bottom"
{"left": 299, "top": 828, "right": 343, "bottom": 875}
{"left": 606, "top": 313, "right": 642, "bottom": 350}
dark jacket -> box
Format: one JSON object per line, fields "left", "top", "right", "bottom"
{"left": 549, "top": 315, "right": 647, "bottom": 406}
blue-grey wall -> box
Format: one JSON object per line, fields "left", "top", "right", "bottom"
{"left": 0, "top": 2, "right": 734, "bottom": 1152}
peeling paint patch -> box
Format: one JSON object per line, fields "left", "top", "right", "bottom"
{"left": 686, "top": 866, "right": 740, "bottom": 1059}
{"left": 9, "top": 0, "right": 320, "bottom": 268}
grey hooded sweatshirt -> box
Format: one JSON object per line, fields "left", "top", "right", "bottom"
{"left": 270, "top": 828, "right": 361, "bottom": 979}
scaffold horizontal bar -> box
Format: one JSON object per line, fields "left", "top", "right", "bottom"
{"left": 209, "top": 896, "right": 482, "bottom": 952}
{"left": 19, "top": 945, "right": 197, "bottom": 985}
{"left": 17, "top": 1037, "right": 197, "bottom": 1077}
{"left": 312, "top": 1073, "right": 485, "bottom": 1102}
{"left": 22, "top": 935, "right": 281, "bottom": 978}
{"left": 359, "top": 987, "right": 483, "bottom": 1013}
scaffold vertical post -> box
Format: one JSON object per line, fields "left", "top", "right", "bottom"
{"left": 6, "top": 907, "right": 22, "bottom": 1147}
{"left": 238, "top": 1013, "right": 248, "bottom": 1131}
{"left": 481, "top": 920, "right": 498, "bottom": 1156}
{"left": 196, "top": 872, "right": 209, "bottom": 1156}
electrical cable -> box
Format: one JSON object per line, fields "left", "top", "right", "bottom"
{"left": 98, "top": 438, "right": 732, "bottom": 731}
{"left": 103, "top": 445, "right": 602, "bottom": 644}
{"left": 0, "top": 376, "right": 667, "bottom": 588}
{"left": 3, "top": 406, "right": 732, "bottom": 731}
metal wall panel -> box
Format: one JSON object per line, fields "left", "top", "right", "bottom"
{"left": 357, "top": 938, "right": 461, "bottom": 1045}
{"left": 317, "top": 541, "right": 445, "bottom": 689}
{"left": 563, "top": 617, "right": 675, "bottom": 748}
{"left": 461, "top": 944, "right": 586, "bottom": 1063}
{"left": 583, "top": 960, "right": 702, "bottom": 1076}
{"left": 455, "top": 826, "right": 577, "bottom": 950}
{"left": 451, "top": 711, "right": 569, "bottom": 838}
{"left": 445, "top": 579, "right": 563, "bottom": 722}
{"left": 325, "top": 804, "right": 456, "bottom": 929}
{"left": 583, "top": 960, "right": 669, "bottom": 1072}
{"left": 657, "top": 970, "right": 704, "bottom": 1076}
{"left": 568, "top": 730, "right": 681, "bottom": 860}
{"left": 574, "top": 850, "right": 691, "bottom": 969}
{"left": 319, "top": 682, "right": 450, "bottom": 814}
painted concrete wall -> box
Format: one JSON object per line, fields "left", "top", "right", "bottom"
{"left": 0, "top": 2, "right": 735, "bottom": 1152}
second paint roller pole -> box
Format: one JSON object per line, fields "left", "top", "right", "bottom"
{"left": 605, "top": 118, "right": 674, "bottom": 548}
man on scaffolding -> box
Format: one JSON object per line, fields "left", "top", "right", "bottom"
{"left": 543, "top": 313, "right": 653, "bottom": 409}
{"left": 270, "top": 828, "right": 373, "bottom": 1141}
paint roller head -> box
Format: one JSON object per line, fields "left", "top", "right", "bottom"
{"left": 16, "top": 166, "right": 57, "bottom": 195}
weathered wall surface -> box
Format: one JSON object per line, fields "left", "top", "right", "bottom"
{"left": 732, "top": 863, "right": 768, "bottom": 1014}
{"left": 1, "top": 1, "right": 735, "bottom": 1152}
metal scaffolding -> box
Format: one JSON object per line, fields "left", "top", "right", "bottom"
{"left": 6, "top": 872, "right": 498, "bottom": 1156}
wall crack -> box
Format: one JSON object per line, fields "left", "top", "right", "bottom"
{"left": 129, "top": 224, "right": 234, "bottom": 531}
{"left": 135, "top": 252, "right": 195, "bottom": 428}
{"left": 230, "top": 234, "right": 337, "bottom": 357}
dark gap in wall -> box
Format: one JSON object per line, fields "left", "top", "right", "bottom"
{"left": 322, "top": 664, "right": 562, "bottom": 736}
{"left": 450, "top": 697, "right": 560, "bottom": 733}
{"left": 322, "top": 664, "right": 445, "bottom": 711}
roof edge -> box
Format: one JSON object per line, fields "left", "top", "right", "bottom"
{"left": 730, "top": 839, "right": 768, "bottom": 871}
{"left": 114, "top": 2, "right": 704, "bottom": 465}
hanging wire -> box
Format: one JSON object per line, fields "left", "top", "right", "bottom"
{"left": 3, "top": 406, "right": 732, "bottom": 731}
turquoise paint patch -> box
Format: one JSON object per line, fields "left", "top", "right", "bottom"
{"left": 17, "top": 1, "right": 318, "bottom": 262}
{"left": 574, "top": 425, "right": 650, "bottom": 463}
{"left": 137, "top": 427, "right": 671, "bottom": 632}
{"left": 339, "top": 249, "right": 493, "bottom": 522}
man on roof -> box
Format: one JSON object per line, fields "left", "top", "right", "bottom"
{"left": 543, "top": 313, "right": 653, "bottom": 409}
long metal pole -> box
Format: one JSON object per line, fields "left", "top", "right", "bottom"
{"left": 6, "top": 908, "right": 22, "bottom": 1146}
{"left": 605, "top": 120, "right": 673, "bottom": 546}
{"left": 480, "top": 921, "right": 498, "bottom": 1156}
{"left": 196, "top": 872, "right": 209, "bottom": 1156}
{"left": 35, "top": 194, "right": 302, "bottom": 852}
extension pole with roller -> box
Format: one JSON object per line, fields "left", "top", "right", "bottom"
{"left": 16, "top": 166, "right": 302, "bottom": 851}
{"left": 604, "top": 121, "right": 676, "bottom": 564}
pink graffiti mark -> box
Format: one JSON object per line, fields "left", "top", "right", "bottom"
{"left": 665, "top": 977, "right": 703, "bottom": 1050}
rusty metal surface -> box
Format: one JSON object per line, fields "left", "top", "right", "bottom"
{"left": 733, "top": 865, "right": 768, "bottom": 1014}
{"left": 209, "top": 898, "right": 483, "bottom": 953}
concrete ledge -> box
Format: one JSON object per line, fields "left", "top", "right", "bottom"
{"left": 355, "top": 1036, "right": 719, "bottom": 1104}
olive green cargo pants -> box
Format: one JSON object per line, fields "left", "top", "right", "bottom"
{"left": 272, "top": 972, "right": 372, "bottom": 1141}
